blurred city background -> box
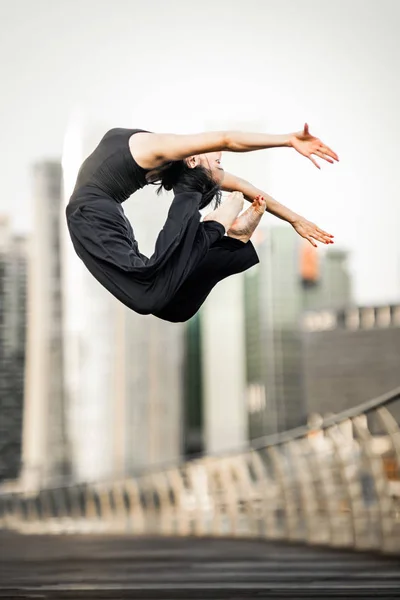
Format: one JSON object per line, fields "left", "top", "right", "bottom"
{"left": 0, "top": 0, "right": 399, "bottom": 498}
{"left": 1, "top": 2, "right": 400, "bottom": 595}
{"left": 1, "top": 0, "right": 400, "bottom": 491}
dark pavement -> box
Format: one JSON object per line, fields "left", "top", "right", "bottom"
{"left": 0, "top": 532, "right": 399, "bottom": 599}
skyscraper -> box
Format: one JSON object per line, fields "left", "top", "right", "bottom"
{"left": 183, "top": 313, "right": 204, "bottom": 457}
{"left": 61, "top": 121, "right": 118, "bottom": 481}
{"left": 244, "top": 227, "right": 353, "bottom": 437}
{"left": 301, "top": 247, "right": 353, "bottom": 312}
{"left": 21, "top": 161, "right": 70, "bottom": 490}
{"left": 0, "top": 216, "right": 28, "bottom": 483}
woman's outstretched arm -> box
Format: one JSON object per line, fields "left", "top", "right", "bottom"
{"left": 131, "top": 124, "right": 338, "bottom": 170}
{"left": 221, "top": 171, "right": 334, "bottom": 248}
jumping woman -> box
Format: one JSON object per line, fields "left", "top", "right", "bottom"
{"left": 65, "top": 124, "right": 338, "bottom": 323}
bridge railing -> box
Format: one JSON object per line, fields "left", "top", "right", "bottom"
{"left": 1, "top": 387, "right": 400, "bottom": 554}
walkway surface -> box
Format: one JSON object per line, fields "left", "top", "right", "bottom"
{"left": 0, "top": 532, "right": 399, "bottom": 598}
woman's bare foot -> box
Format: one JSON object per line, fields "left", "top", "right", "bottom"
{"left": 227, "top": 195, "right": 267, "bottom": 243}
{"left": 203, "top": 191, "right": 244, "bottom": 232}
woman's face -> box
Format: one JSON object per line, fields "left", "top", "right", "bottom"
{"left": 186, "top": 152, "right": 224, "bottom": 185}
{"left": 200, "top": 151, "right": 224, "bottom": 185}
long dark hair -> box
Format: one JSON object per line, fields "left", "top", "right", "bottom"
{"left": 146, "top": 160, "right": 222, "bottom": 210}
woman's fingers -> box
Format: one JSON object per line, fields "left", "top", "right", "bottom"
{"left": 314, "top": 149, "right": 334, "bottom": 164}
{"left": 311, "top": 233, "right": 329, "bottom": 244}
{"left": 300, "top": 223, "right": 334, "bottom": 245}
{"left": 312, "top": 137, "right": 339, "bottom": 161}
{"left": 317, "top": 227, "right": 334, "bottom": 238}
{"left": 308, "top": 155, "right": 321, "bottom": 169}
{"left": 306, "top": 141, "right": 339, "bottom": 165}
{"left": 321, "top": 144, "right": 339, "bottom": 161}
{"left": 309, "top": 230, "right": 334, "bottom": 244}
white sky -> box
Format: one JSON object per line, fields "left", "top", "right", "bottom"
{"left": 0, "top": 0, "right": 399, "bottom": 304}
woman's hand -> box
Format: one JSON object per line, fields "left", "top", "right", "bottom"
{"left": 292, "top": 217, "right": 334, "bottom": 247}
{"left": 290, "top": 124, "right": 339, "bottom": 169}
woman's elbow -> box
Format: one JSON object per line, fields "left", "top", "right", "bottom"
{"left": 221, "top": 131, "right": 235, "bottom": 151}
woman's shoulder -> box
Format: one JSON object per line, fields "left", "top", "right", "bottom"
{"left": 103, "top": 127, "right": 151, "bottom": 139}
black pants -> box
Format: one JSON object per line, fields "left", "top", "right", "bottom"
{"left": 66, "top": 190, "right": 259, "bottom": 323}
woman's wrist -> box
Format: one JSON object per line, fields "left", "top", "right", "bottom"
{"left": 266, "top": 196, "right": 301, "bottom": 224}
{"left": 290, "top": 214, "right": 305, "bottom": 226}
{"left": 277, "top": 133, "right": 295, "bottom": 148}
{"left": 286, "top": 131, "right": 303, "bottom": 148}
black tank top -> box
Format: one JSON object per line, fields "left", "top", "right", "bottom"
{"left": 70, "top": 128, "right": 151, "bottom": 204}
